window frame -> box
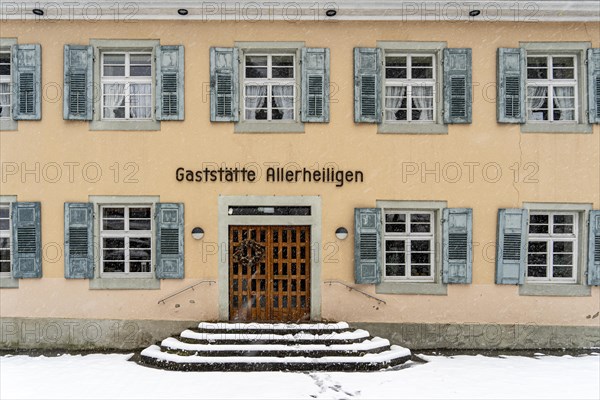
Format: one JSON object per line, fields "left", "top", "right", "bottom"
{"left": 375, "top": 200, "right": 447, "bottom": 295}
{"left": 0, "top": 38, "right": 17, "bottom": 131}
{"left": 383, "top": 210, "right": 436, "bottom": 282}
{"left": 383, "top": 53, "right": 437, "bottom": 124}
{"left": 520, "top": 202, "right": 592, "bottom": 297}
{"left": 0, "top": 202, "right": 12, "bottom": 278}
{"left": 520, "top": 41, "right": 592, "bottom": 134}
{"left": 234, "top": 41, "right": 305, "bottom": 134}
{"left": 525, "top": 54, "right": 578, "bottom": 124}
{"left": 242, "top": 53, "right": 297, "bottom": 122}
{"left": 0, "top": 195, "right": 17, "bottom": 288}
{"left": 99, "top": 204, "right": 153, "bottom": 278}
{"left": 100, "top": 51, "right": 153, "bottom": 121}
{"left": 90, "top": 39, "right": 160, "bottom": 131}
{"left": 526, "top": 211, "right": 578, "bottom": 284}
{"left": 377, "top": 41, "right": 447, "bottom": 134}
{"left": 89, "top": 195, "right": 160, "bottom": 290}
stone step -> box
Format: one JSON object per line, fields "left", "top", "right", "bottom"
{"left": 160, "top": 336, "right": 391, "bottom": 357}
{"left": 140, "top": 344, "right": 411, "bottom": 372}
{"left": 178, "top": 328, "right": 370, "bottom": 345}
{"left": 195, "top": 321, "right": 351, "bottom": 334}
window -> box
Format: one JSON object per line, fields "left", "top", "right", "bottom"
{"left": 384, "top": 54, "right": 436, "bottom": 122}
{"left": 101, "top": 52, "right": 152, "bottom": 120}
{"left": 383, "top": 211, "right": 435, "bottom": 282}
{"left": 527, "top": 212, "right": 578, "bottom": 283}
{"left": 100, "top": 205, "right": 152, "bottom": 276}
{"left": 526, "top": 55, "right": 577, "bottom": 122}
{"left": 243, "top": 54, "right": 296, "bottom": 121}
{"left": 0, "top": 203, "right": 11, "bottom": 275}
{"left": 0, "top": 51, "right": 10, "bottom": 120}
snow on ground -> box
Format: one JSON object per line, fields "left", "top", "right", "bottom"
{"left": 1, "top": 353, "right": 598, "bottom": 399}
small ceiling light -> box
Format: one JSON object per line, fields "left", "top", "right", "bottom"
{"left": 335, "top": 227, "right": 348, "bottom": 240}
{"left": 325, "top": 9, "right": 337, "bottom": 17}
{"left": 177, "top": 9, "right": 189, "bottom": 16}
{"left": 192, "top": 227, "right": 204, "bottom": 240}
{"left": 469, "top": 9, "right": 481, "bottom": 17}
{"left": 32, "top": 8, "right": 44, "bottom": 16}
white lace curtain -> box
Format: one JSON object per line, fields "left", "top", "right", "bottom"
{"left": 272, "top": 85, "right": 294, "bottom": 120}
{"left": 412, "top": 86, "right": 433, "bottom": 121}
{"left": 386, "top": 86, "right": 406, "bottom": 120}
{"left": 245, "top": 85, "right": 267, "bottom": 120}
{"left": 527, "top": 86, "right": 547, "bottom": 120}
{"left": 130, "top": 84, "right": 151, "bottom": 119}
{"left": 0, "top": 83, "right": 9, "bottom": 118}
{"left": 103, "top": 83, "right": 125, "bottom": 118}
{"left": 553, "top": 87, "right": 575, "bottom": 121}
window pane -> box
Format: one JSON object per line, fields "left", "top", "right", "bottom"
{"left": 103, "top": 65, "right": 125, "bottom": 76}
{"left": 0, "top": 52, "right": 10, "bottom": 76}
{"left": 130, "top": 207, "right": 151, "bottom": 218}
{"left": 103, "top": 237, "right": 125, "bottom": 248}
{"left": 552, "top": 57, "right": 574, "bottom": 79}
{"left": 0, "top": 220, "right": 8, "bottom": 230}
{"left": 103, "top": 249, "right": 124, "bottom": 260}
{"left": 385, "top": 240, "right": 405, "bottom": 252}
{"left": 103, "top": 208, "right": 125, "bottom": 218}
{"left": 386, "top": 265, "right": 405, "bottom": 276}
{"left": 528, "top": 241, "right": 547, "bottom": 252}
{"left": 411, "top": 57, "right": 433, "bottom": 79}
{"left": 527, "top": 264, "right": 546, "bottom": 277}
{"left": 0, "top": 207, "right": 9, "bottom": 218}
{"left": 411, "top": 240, "right": 430, "bottom": 252}
{"left": 529, "top": 214, "right": 549, "bottom": 234}
{"left": 103, "top": 84, "right": 126, "bottom": 119}
{"left": 130, "top": 237, "right": 151, "bottom": 248}
{"left": 527, "top": 253, "right": 547, "bottom": 265}
{"left": 530, "top": 214, "right": 548, "bottom": 224}
{"left": 386, "top": 253, "right": 404, "bottom": 264}
{"left": 553, "top": 241, "right": 572, "bottom": 253}
{"left": 130, "top": 54, "right": 151, "bottom": 64}
{"left": 272, "top": 56, "right": 293, "bottom": 66}
{"left": 527, "top": 57, "right": 547, "bottom": 79}
{"left": 272, "top": 67, "right": 294, "bottom": 79}
{"left": 553, "top": 253, "right": 573, "bottom": 266}
{"left": 411, "top": 265, "right": 431, "bottom": 276}
{"left": 385, "top": 223, "right": 406, "bottom": 233}
{"left": 129, "top": 84, "right": 152, "bottom": 119}
{"left": 104, "top": 54, "right": 125, "bottom": 64}
{"left": 129, "top": 219, "right": 151, "bottom": 230}
{"left": 245, "top": 85, "right": 267, "bottom": 120}
{"left": 130, "top": 261, "right": 151, "bottom": 273}
{"left": 246, "top": 56, "right": 268, "bottom": 78}
{"left": 0, "top": 237, "right": 9, "bottom": 248}
{"left": 0, "top": 261, "right": 10, "bottom": 273}
{"left": 552, "top": 266, "right": 573, "bottom": 278}
{"left": 0, "top": 249, "right": 10, "bottom": 261}
{"left": 130, "top": 65, "right": 151, "bottom": 76}
{"left": 103, "top": 219, "right": 125, "bottom": 231}
{"left": 386, "top": 213, "right": 406, "bottom": 223}
{"left": 386, "top": 56, "right": 407, "bottom": 79}
{"left": 103, "top": 262, "right": 125, "bottom": 273}
{"left": 130, "top": 249, "right": 151, "bottom": 261}
{"left": 553, "top": 214, "right": 573, "bottom": 224}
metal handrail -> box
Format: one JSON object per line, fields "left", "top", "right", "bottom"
{"left": 157, "top": 280, "right": 216, "bottom": 305}
{"left": 324, "top": 280, "right": 387, "bottom": 305}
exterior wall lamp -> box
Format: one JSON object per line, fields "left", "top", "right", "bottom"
{"left": 192, "top": 227, "right": 204, "bottom": 240}
{"left": 335, "top": 227, "right": 348, "bottom": 240}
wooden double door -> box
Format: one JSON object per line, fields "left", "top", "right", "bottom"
{"left": 229, "top": 225, "right": 311, "bottom": 322}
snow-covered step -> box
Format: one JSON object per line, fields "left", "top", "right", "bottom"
{"left": 179, "top": 328, "right": 370, "bottom": 345}
{"left": 140, "top": 344, "right": 411, "bottom": 372}
{"left": 160, "top": 336, "right": 390, "bottom": 357}
{"left": 196, "top": 321, "right": 350, "bottom": 334}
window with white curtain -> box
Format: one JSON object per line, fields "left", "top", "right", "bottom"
{"left": 0, "top": 203, "right": 11, "bottom": 275}
{"left": 526, "top": 55, "right": 577, "bottom": 122}
{"left": 384, "top": 54, "right": 436, "bottom": 122}
{"left": 101, "top": 52, "right": 152, "bottom": 120}
{"left": 243, "top": 54, "right": 295, "bottom": 121}
{"left": 0, "top": 51, "right": 11, "bottom": 120}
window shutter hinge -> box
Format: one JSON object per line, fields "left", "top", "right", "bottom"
{"left": 584, "top": 59, "right": 588, "bottom": 65}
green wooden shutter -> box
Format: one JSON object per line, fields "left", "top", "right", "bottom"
{"left": 210, "top": 47, "right": 239, "bottom": 122}
{"left": 301, "top": 47, "right": 330, "bottom": 123}
{"left": 496, "top": 208, "right": 528, "bottom": 284}
{"left": 497, "top": 48, "right": 526, "bottom": 123}
{"left": 156, "top": 45, "right": 184, "bottom": 121}
{"left": 11, "top": 202, "right": 41, "bottom": 278}
{"left": 443, "top": 48, "right": 472, "bottom": 124}
{"left": 12, "top": 44, "right": 41, "bottom": 120}
{"left": 587, "top": 49, "right": 600, "bottom": 124}
{"left": 155, "top": 203, "right": 184, "bottom": 279}
{"left": 64, "top": 203, "right": 94, "bottom": 279}
{"left": 63, "top": 45, "right": 93, "bottom": 120}
{"left": 442, "top": 208, "right": 473, "bottom": 284}
{"left": 587, "top": 210, "right": 600, "bottom": 285}
{"left": 354, "top": 208, "right": 381, "bottom": 284}
{"left": 354, "top": 48, "right": 381, "bottom": 123}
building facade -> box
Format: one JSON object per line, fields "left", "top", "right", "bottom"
{"left": 0, "top": 1, "right": 599, "bottom": 350}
